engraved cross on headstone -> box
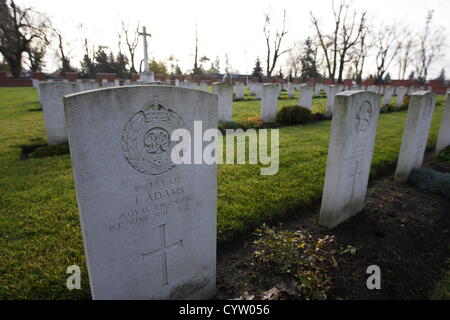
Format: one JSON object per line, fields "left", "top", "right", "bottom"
{"left": 350, "top": 160, "right": 361, "bottom": 199}
{"left": 142, "top": 224, "right": 183, "bottom": 287}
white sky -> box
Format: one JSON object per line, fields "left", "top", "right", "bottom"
{"left": 16, "top": 0, "right": 450, "bottom": 79}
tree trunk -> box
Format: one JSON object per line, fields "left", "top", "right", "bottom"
{"left": 4, "top": 53, "right": 22, "bottom": 78}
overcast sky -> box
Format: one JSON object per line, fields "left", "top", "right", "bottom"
{"left": 16, "top": 0, "right": 450, "bottom": 79}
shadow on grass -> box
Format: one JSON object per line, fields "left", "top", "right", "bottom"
{"left": 28, "top": 107, "right": 43, "bottom": 112}
{"left": 20, "top": 141, "right": 70, "bottom": 160}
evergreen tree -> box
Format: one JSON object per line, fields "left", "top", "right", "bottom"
{"left": 436, "top": 68, "right": 446, "bottom": 85}
{"left": 251, "top": 57, "right": 263, "bottom": 81}
{"left": 384, "top": 72, "right": 391, "bottom": 83}
{"left": 299, "top": 37, "right": 321, "bottom": 82}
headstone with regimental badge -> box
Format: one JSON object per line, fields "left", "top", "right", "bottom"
{"left": 320, "top": 91, "right": 381, "bottom": 228}
{"left": 64, "top": 85, "right": 218, "bottom": 299}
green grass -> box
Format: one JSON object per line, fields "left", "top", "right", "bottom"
{"left": 431, "top": 258, "right": 450, "bottom": 300}
{"left": 0, "top": 87, "right": 446, "bottom": 299}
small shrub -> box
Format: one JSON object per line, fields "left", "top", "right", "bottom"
{"left": 242, "top": 116, "right": 264, "bottom": 130}
{"left": 402, "top": 95, "right": 410, "bottom": 107}
{"left": 313, "top": 113, "right": 332, "bottom": 121}
{"left": 408, "top": 168, "right": 450, "bottom": 199}
{"left": 218, "top": 121, "right": 245, "bottom": 134}
{"left": 253, "top": 224, "right": 337, "bottom": 300}
{"left": 276, "top": 106, "right": 313, "bottom": 125}
{"left": 437, "top": 146, "right": 450, "bottom": 164}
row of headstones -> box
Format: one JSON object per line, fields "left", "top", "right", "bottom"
{"left": 217, "top": 83, "right": 416, "bottom": 122}
{"left": 59, "top": 85, "right": 450, "bottom": 300}
{"left": 320, "top": 90, "right": 450, "bottom": 228}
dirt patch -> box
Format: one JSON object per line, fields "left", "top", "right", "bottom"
{"left": 216, "top": 157, "right": 450, "bottom": 300}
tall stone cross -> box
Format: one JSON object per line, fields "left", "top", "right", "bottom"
{"left": 141, "top": 224, "right": 183, "bottom": 287}
{"left": 139, "top": 26, "right": 152, "bottom": 74}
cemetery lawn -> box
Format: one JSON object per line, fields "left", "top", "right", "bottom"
{"left": 0, "top": 87, "right": 446, "bottom": 299}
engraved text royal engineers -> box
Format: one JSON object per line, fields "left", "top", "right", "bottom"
{"left": 64, "top": 86, "right": 218, "bottom": 300}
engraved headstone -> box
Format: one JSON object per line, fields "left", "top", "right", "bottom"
{"left": 64, "top": 86, "right": 218, "bottom": 299}
{"left": 260, "top": 83, "right": 280, "bottom": 122}
{"left": 394, "top": 91, "right": 436, "bottom": 182}
{"left": 436, "top": 94, "right": 450, "bottom": 153}
{"left": 39, "top": 82, "right": 80, "bottom": 145}
{"left": 212, "top": 82, "right": 233, "bottom": 121}
{"left": 320, "top": 91, "right": 381, "bottom": 228}
{"left": 298, "top": 84, "right": 313, "bottom": 110}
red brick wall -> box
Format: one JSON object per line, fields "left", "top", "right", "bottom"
{"left": 65, "top": 72, "right": 78, "bottom": 82}
{"left": 96, "top": 73, "right": 116, "bottom": 85}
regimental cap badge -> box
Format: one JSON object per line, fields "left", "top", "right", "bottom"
{"left": 121, "top": 96, "right": 184, "bottom": 175}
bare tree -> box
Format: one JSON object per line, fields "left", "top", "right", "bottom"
{"left": 311, "top": 0, "right": 366, "bottom": 83}
{"left": 263, "top": 9, "right": 289, "bottom": 78}
{"left": 414, "top": 10, "right": 446, "bottom": 83}
{"left": 121, "top": 19, "right": 139, "bottom": 74}
{"left": 286, "top": 41, "right": 302, "bottom": 78}
{"left": 53, "top": 27, "right": 74, "bottom": 73}
{"left": 396, "top": 26, "right": 415, "bottom": 80}
{"left": 0, "top": 0, "right": 51, "bottom": 77}
{"left": 25, "top": 38, "right": 47, "bottom": 72}
{"left": 349, "top": 21, "right": 370, "bottom": 83}
{"left": 374, "top": 24, "right": 401, "bottom": 83}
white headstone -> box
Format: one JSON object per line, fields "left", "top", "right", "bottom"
{"left": 436, "top": 94, "right": 450, "bottom": 153}
{"left": 298, "top": 84, "right": 313, "bottom": 110}
{"left": 320, "top": 91, "right": 381, "bottom": 228}
{"left": 326, "top": 85, "right": 340, "bottom": 114}
{"left": 212, "top": 82, "right": 233, "bottom": 122}
{"left": 39, "top": 82, "right": 81, "bottom": 145}
{"left": 314, "top": 84, "right": 322, "bottom": 97}
{"left": 287, "top": 83, "right": 295, "bottom": 99}
{"left": 64, "top": 86, "right": 218, "bottom": 300}
{"left": 394, "top": 91, "right": 436, "bottom": 182}
{"left": 114, "top": 79, "right": 120, "bottom": 87}
{"left": 396, "top": 86, "right": 408, "bottom": 106}
{"left": 199, "top": 81, "right": 208, "bottom": 92}
{"left": 234, "top": 82, "right": 244, "bottom": 99}
{"left": 383, "top": 86, "right": 394, "bottom": 106}
{"left": 260, "top": 83, "right": 280, "bottom": 122}
{"left": 254, "top": 83, "right": 262, "bottom": 100}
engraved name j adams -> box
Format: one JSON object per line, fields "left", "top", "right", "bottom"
{"left": 64, "top": 86, "right": 218, "bottom": 300}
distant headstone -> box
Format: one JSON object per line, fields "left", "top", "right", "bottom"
{"left": 212, "top": 82, "right": 233, "bottom": 121}
{"left": 326, "top": 85, "right": 340, "bottom": 114}
{"left": 254, "top": 83, "right": 262, "bottom": 100}
{"left": 394, "top": 91, "right": 436, "bottom": 182}
{"left": 314, "top": 84, "right": 322, "bottom": 97}
{"left": 436, "top": 94, "right": 450, "bottom": 153}
{"left": 114, "top": 79, "right": 120, "bottom": 87}
{"left": 396, "top": 86, "right": 408, "bottom": 106}
{"left": 287, "top": 83, "right": 295, "bottom": 99}
{"left": 320, "top": 91, "right": 381, "bottom": 228}
{"left": 298, "top": 84, "right": 313, "bottom": 110}
{"left": 64, "top": 85, "right": 218, "bottom": 300}
{"left": 260, "top": 83, "right": 280, "bottom": 122}
{"left": 199, "top": 81, "right": 208, "bottom": 92}
{"left": 234, "top": 82, "right": 244, "bottom": 99}
{"left": 383, "top": 86, "right": 394, "bottom": 106}
{"left": 39, "top": 82, "right": 80, "bottom": 145}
